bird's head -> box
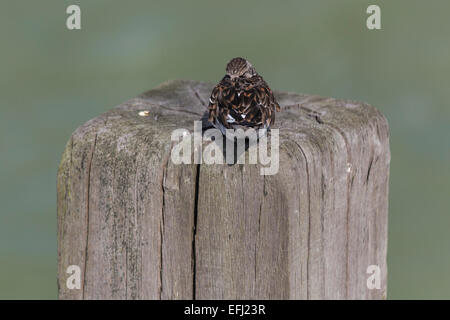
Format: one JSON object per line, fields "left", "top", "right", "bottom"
{"left": 225, "top": 57, "right": 257, "bottom": 79}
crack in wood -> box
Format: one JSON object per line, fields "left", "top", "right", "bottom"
{"left": 163, "top": 105, "right": 203, "bottom": 117}
{"left": 82, "top": 133, "right": 97, "bottom": 299}
{"left": 192, "top": 164, "right": 201, "bottom": 299}
{"left": 255, "top": 174, "right": 265, "bottom": 291}
{"left": 189, "top": 85, "right": 207, "bottom": 108}
{"left": 317, "top": 120, "right": 352, "bottom": 299}
{"left": 159, "top": 147, "right": 171, "bottom": 299}
{"left": 293, "top": 140, "right": 311, "bottom": 300}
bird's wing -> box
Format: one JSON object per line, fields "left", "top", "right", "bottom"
{"left": 207, "top": 77, "right": 235, "bottom": 128}
{"left": 233, "top": 79, "right": 280, "bottom": 128}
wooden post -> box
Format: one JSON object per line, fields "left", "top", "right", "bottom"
{"left": 57, "top": 80, "right": 390, "bottom": 299}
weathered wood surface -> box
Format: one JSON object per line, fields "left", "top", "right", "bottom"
{"left": 57, "top": 80, "right": 390, "bottom": 299}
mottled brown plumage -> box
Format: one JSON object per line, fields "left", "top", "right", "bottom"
{"left": 208, "top": 57, "right": 280, "bottom": 136}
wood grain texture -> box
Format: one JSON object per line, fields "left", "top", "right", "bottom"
{"left": 57, "top": 80, "right": 390, "bottom": 299}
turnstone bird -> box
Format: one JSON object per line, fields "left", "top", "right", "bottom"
{"left": 207, "top": 57, "right": 280, "bottom": 138}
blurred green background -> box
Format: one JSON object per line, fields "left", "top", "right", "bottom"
{"left": 1, "top": 0, "right": 449, "bottom": 299}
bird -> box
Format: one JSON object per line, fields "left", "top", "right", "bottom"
{"left": 207, "top": 57, "right": 280, "bottom": 138}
